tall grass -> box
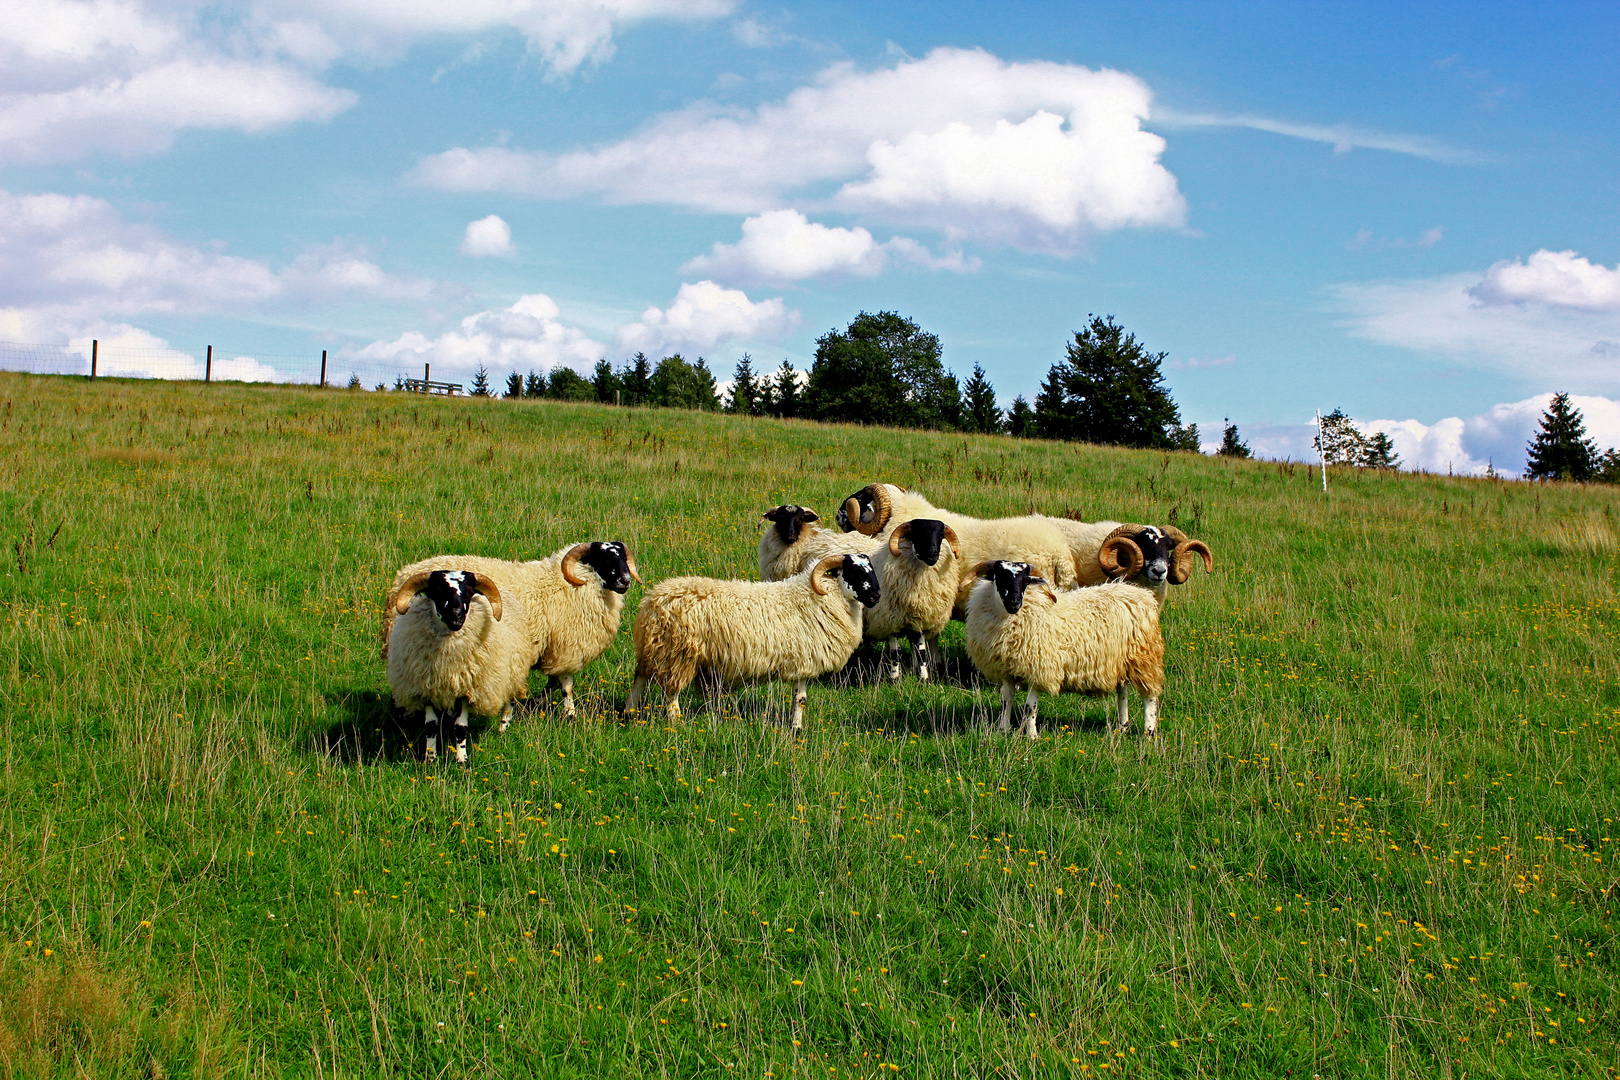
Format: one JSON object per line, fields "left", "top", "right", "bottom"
{"left": 1, "top": 372, "right": 1617, "bottom": 1078}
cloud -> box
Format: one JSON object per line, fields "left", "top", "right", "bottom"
{"left": 680, "top": 209, "right": 976, "bottom": 284}
{"left": 1153, "top": 109, "right": 1478, "bottom": 164}
{"left": 1364, "top": 394, "right": 1620, "bottom": 476}
{"left": 1346, "top": 225, "right": 1444, "bottom": 252}
{"left": 348, "top": 293, "right": 606, "bottom": 381}
{"left": 613, "top": 280, "right": 797, "bottom": 356}
{"left": 411, "top": 47, "right": 1187, "bottom": 253}
{"left": 1168, "top": 354, "right": 1234, "bottom": 370}
{"left": 1470, "top": 249, "right": 1620, "bottom": 312}
{"left": 0, "top": 0, "right": 735, "bottom": 163}
{"left": 0, "top": 0, "right": 354, "bottom": 163}
{"left": 0, "top": 188, "right": 439, "bottom": 341}
{"left": 459, "top": 214, "right": 515, "bottom": 257}
{"left": 1333, "top": 252, "right": 1620, "bottom": 390}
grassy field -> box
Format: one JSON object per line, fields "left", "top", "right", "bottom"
{"left": 2, "top": 371, "right": 1618, "bottom": 1079}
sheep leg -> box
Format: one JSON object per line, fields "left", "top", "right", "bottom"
{"left": 451, "top": 702, "right": 470, "bottom": 764}
{"left": 1020, "top": 687, "right": 1041, "bottom": 740}
{"left": 905, "top": 630, "right": 929, "bottom": 682}
{"left": 1143, "top": 696, "right": 1160, "bottom": 737}
{"left": 790, "top": 680, "right": 808, "bottom": 732}
{"left": 887, "top": 639, "right": 904, "bottom": 683}
{"left": 624, "top": 676, "right": 647, "bottom": 716}
{"left": 923, "top": 634, "right": 941, "bottom": 682}
{"left": 997, "top": 682, "right": 1016, "bottom": 733}
{"left": 1115, "top": 686, "right": 1131, "bottom": 734}
{"left": 558, "top": 674, "right": 576, "bottom": 718}
{"left": 496, "top": 704, "right": 513, "bottom": 735}
{"left": 423, "top": 704, "right": 440, "bottom": 763}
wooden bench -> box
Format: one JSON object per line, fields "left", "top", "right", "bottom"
{"left": 402, "top": 378, "right": 463, "bottom": 396}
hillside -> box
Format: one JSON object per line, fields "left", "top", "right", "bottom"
{"left": 2, "top": 372, "right": 1617, "bottom": 1078}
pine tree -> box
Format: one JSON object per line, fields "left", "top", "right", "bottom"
{"left": 504, "top": 371, "right": 524, "bottom": 398}
{"left": 727, "top": 354, "right": 761, "bottom": 415}
{"left": 1167, "top": 422, "right": 1200, "bottom": 452}
{"left": 1524, "top": 392, "right": 1597, "bottom": 481}
{"left": 469, "top": 364, "right": 491, "bottom": 397}
{"left": 1033, "top": 316, "right": 1187, "bottom": 447}
{"left": 1361, "top": 431, "right": 1401, "bottom": 469}
{"left": 591, "top": 359, "right": 620, "bottom": 404}
{"left": 963, "top": 364, "right": 1002, "bottom": 434}
{"left": 1217, "top": 420, "right": 1251, "bottom": 458}
{"left": 1595, "top": 447, "right": 1620, "bottom": 485}
{"left": 620, "top": 352, "right": 652, "bottom": 406}
{"left": 525, "top": 370, "right": 545, "bottom": 398}
{"left": 1007, "top": 395, "right": 1037, "bottom": 438}
{"left": 772, "top": 360, "right": 801, "bottom": 419}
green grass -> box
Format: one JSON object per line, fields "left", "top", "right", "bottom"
{"left": 2, "top": 372, "right": 1618, "bottom": 1078}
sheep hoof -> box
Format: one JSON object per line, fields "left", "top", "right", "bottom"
{"left": 423, "top": 747, "right": 438, "bottom": 763}
{"left": 453, "top": 746, "right": 469, "bottom": 764}
{"left": 498, "top": 718, "right": 511, "bottom": 733}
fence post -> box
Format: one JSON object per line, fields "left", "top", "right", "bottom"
{"left": 424, "top": 363, "right": 430, "bottom": 391}
{"left": 320, "top": 350, "right": 327, "bottom": 388}
{"left": 206, "top": 345, "right": 212, "bottom": 384}
{"left": 90, "top": 339, "right": 97, "bottom": 380}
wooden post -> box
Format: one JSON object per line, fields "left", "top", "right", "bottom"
{"left": 206, "top": 345, "right": 213, "bottom": 384}
{"left": 424, "top": 363, "right": 430, "bottom": 392}
{"left": 320, "top": 349, "right": 327, "bottom": 388}
{"left": 90, "top": 339, "right": 97, "bottom": 380}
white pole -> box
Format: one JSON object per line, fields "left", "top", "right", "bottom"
{"left": 1317, "top": 410, "right": 1328, "bottom": 494}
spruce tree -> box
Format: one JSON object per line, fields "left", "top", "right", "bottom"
{"left": 504, "top": 371, "right": 524, "bottom": 398}
{"left": 619, "top": 352, "right": 652, "bottom": 406}
{"left": 1217, "top": 420, "right": 1252, "bottom": 458}
{"left": 1033, "top": 316, "right": 1187, "bottom": 448}
{"left": 1007, "top": 395, "right": 1037, "bottom": 438}
{"left": 469, "top": 364, "right": 491, "bottom": 396}
{"left": 1525, "top": 392, "right": 1597, "bottom": 481}
{"left": 727, "top": 354, "right": 761, "bottom": 415}
{"left": 963, "top": 364, "right": 1002, "bottom": 434}
{"left": 773, "top": 361, "right": 801, "bottom": 419}
{"left": 1361, "top": 431, "right": 1401, "bottom": 469}
{"left": 591, "top": 359, "right": 620, "bottom": 404}
{"left": 525, "top": 370, "right": 545, "bottom": 397}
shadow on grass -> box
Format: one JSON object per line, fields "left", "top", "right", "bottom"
{"left": 311, "top": 688, "right": 515, "bottom": 764}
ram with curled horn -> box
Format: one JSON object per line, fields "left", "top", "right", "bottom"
{"left": 864, "top": 518, "right": 964, "bottom": 682}
{"left": 1041, "top": 516, "right": 1215, "bottom": 603}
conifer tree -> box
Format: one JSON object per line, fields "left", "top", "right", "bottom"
{"left": 772, "top": 360, "right": 801, "bottom": 419}
{"left": 1007, "top": 395, "right": 1037, "bottom": 438}
{"left": 963, "top": 364, "right": 1003, "bottom": 434}
{"left": 469, "top": 364, "right": 491, "bottom": 396}
{"left": 504, "top": 371, "right": 524, "bottom": 398}
{"left": 727, "top": 354, "right": 761, "bottom": 415}
{"left": 1217, "top": 420, "right": 1252, "bottom": 458}
{"left": 591, "top": 359, "right": 620, "bottom": 404}
{"left": 1525, "top": 392, "right": 1597, "bottom": 481}
{"left": 525, "top": 370, "right": 545, "bottom": 397}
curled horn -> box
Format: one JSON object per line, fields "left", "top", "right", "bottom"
{"left": 809, "top": 553, "right": 845, "bottom": 595}
{"left": 393, "top": 570, "right": 434, "bottom": 614}
{"left": 469, "top": 572, "right": 503, "bottom": 621}
{"left": 1169, "top": 538, "right": 1214, "bottom": 584}
{"left": 560, "top": 543, "right": 592, "bottom": 587}
{"left": 620, "top": 542, "right": 643, "bottom": 585}
{"left": 852, "top": 484, "right": 892, "bottom": 537}
{"left": 842, "top": 497, "right": 863, "bottom": 531}
{"left": 940, "top": 523, "right": 961, "bottom": 560}
{"left": 888, "top": 519, "right": 914, "bottom": 557}
{"left": 1097, "top": 525, "right": 1146, "bottom": 580}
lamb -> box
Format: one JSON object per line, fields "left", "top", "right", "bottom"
{"left": 862, "top": 519, "right": 962, "bottom": 682}
{"left": 835, "top": 482, "right": 1079, "bottom": 611}
{"left": 624, "top": 553, "right": 881, "bottom": 729}
{"left": 964, "top": 560, "right": 1165, "bottom": 740}
{"left": 384, "top": 541, "right": 639, "bottom": 759}
{"left": 758, "top": 504, "right": 882, "bottom": 582}
{"left": 1038, "top": 517, "right": 1213, "bottom": 603}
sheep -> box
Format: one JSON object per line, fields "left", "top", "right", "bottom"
{"left": 384, "top": 542, "right": 640, "bottom": 758}
{"left": 964, "top": 560, "right": 1165, "bottom": 740}
{"left": 835, "top": 482, "right": 1079, "bottom": 611}
{"left": 384, "top": 567, "right": 529, "bottom": 763}
{"left": 758, "top": 504, "right": 882, "bottom": 582}
{"left": 862, "top": 518, "right": 962, "bottom": 682}
{"left": 1038, "top": 518, "right": 1214, "bottom": 603}
{"left": 624, "top": 553, "right": 881, "bottom": 729}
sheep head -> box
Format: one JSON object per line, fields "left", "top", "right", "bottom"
{"left": 888, "top": 519, "right": 960, "bottom": 566}
{"left": 811, "top": 553, "right": 881, "bottom": 607}
{"left": 562, "top": 541, "right": 641, "bottom": 593}
{"left": 1097, "top": 525, "right": 1148, "bottom": 581}
{"left": 977, "top": 560, "right": 1048, "bottom": 615}
{"left": 394, "top": 569, "right": 502, "bottom": 630}
{"left": 836, "top": 483, "right": 892, "bottom": 535}
{"left": 763, "top": 504, "right": 820, "bottom": 547}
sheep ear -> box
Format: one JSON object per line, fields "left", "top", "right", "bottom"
{"left": 801, "top": 508, "right": 819, "bottom": 522}
{"left": 1028, "top": 576, "right": 1048, "bottom": 585}
{"left": 974, "top": 561, "right": 996, "bottom": 579}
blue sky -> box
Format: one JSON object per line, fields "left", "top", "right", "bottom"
{"left": 3, "top": 0, "right": 1618, "bottom": 473}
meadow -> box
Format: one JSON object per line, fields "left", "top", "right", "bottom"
{"left": 1, "top": 371, "right": 1617, "bottom": 1078}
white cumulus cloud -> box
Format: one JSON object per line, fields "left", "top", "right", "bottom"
{"left": 0, "top": 188, "right": 439, "bottom": 342}
{"left": 680, "top": 209, "right": 976, "bottom": 284}
{"left": 1470, "top": 249, "right": 1620, "bottom": 312}
{"left": 613, "top": 280, "right": 796, "bottom": 357}
{"left": 348, "top": 293, "right": 606, "bottom": 382}
{"left": 1364, "top": 394, "right": 1620, "bottom": 476}
{"left": 1334, "top": 251, "right": 1620, "bottom": 391}
{"left": 411, "top": 47, "right": 1186, "bottom": 253}
{"left": 459, "top": 214, "right": 515, "bottom": 257}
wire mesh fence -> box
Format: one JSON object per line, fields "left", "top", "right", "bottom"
{"left": 0, "top": 339, "right": 473, "bottom": 395}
